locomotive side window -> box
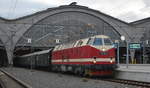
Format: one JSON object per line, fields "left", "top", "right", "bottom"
{"left": 87, "top": 38, "right": 94, "bottom": 45}
{"left": 104, "top": 38, "right": 112, "bottom": 45}
{"left": 72, "top": 42, "right": 76, "bottom": 47}
{"left": 56, "top": 45, "right": 60, "bottom": 50}
{"left": 93, "top": 38, "right": 103, "bottom": 45}
{"left": 76, "top": 40, "right": 83, "bottom": 46}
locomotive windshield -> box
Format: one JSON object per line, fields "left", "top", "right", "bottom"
{"left": 104, "top": 38, "right": 112, "bottom": 45}
{"left": 93, "top": 38, "right": 103, "bottom": 45}
{"left": 87, "top": 37, "right": 112, "bottom": 46}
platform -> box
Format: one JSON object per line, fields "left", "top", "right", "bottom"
{"left": 116, "top": 64, "right": 150, "bottom": 82}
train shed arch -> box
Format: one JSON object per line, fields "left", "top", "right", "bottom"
{"left": 0, "top": 4, "right": 136, "bottom": 65}
{"left": 13, "top": 5, "right": 134, "bottom": 45}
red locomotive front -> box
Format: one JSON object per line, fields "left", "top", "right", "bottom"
{"left": 51, "top": 35, "right": 116, "bottom": 76}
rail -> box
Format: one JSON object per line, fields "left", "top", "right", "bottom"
{"left": 103, "top": 79, "right": 150, "bottom": 88}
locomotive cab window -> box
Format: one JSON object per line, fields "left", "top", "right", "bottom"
{"left": 93, "top": 38, "right": 103, "bottom": 45}
{"left": 87, "top": 38, "right": 94, "bottom": 45}
{"left": 104, "top": 38, "right": 112, "bottom": 45}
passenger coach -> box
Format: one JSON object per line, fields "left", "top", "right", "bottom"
{"left": 14, "top": 49, "right": 52, "bottom": 69}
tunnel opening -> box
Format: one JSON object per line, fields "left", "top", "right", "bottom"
{"left": 0, "top": 46, "right": 8, "bottom": 67}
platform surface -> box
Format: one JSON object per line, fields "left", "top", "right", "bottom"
{"left": 117, "top": 64, "right": 150, "bottom": 73}
{"left": 116, "top": 64, "right": 150, "bottom": 82}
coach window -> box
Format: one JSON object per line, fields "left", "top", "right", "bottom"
{"left": 93, "top": 38, "right": 103, "bottom": 45}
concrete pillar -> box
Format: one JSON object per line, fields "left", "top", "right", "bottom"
{"left": 5, "top": 42, "right": 15, "bottom": 66}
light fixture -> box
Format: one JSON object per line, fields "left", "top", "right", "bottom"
{"left": 121, "top": 36, "right": 125, "bottom": 41}
{"left": 93, "top": 59, "right": 96, "bottom": 64}
{"left": 102, "top": 48, "right": 106, "bottom": 51}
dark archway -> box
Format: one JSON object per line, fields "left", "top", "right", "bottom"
{"left": 0, "top": 43, "right": 8, "bottom": 67}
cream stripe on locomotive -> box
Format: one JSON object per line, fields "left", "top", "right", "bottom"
{"left": 52, "top": 58, "right": 115, "bottom": 63}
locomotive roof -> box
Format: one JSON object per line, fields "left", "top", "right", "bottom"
{"left": 91, "top": 35, "right": 110, "bottom": 38}
{"left": 54, "top": 35, "right": 110, "bottom": 51}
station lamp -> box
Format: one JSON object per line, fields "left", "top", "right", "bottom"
{"left": 121, "top": 36, "right": 125, "bottom": 41}
{"left": 121, "top": 36, "right": 129, "bottom": 68}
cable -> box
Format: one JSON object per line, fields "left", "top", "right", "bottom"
{"left": 7, "top": 0, "right": 18, "bottom": 19}
{"left": 7, "top": 0, "right": 13, "bottom": 18}
{"left": 11, "top": 0, "right": 18, "bottom": 18}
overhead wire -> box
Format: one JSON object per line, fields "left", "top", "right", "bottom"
{"left": 7, "top": 0, "right": 18, "bottom": 19}
{"left": 11, "top": 0, "right": 18, "bottom": 18}
{"left": 7, "top": 0, "right": 13, "bottom": 18}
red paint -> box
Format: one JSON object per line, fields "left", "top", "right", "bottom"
{"left": 52, "top": 45, "right": 116, "bottom": 65}
{"left": 52, "top": 62, "right": 115, "bottom": 65}
{"left": 51, "top": 42, "right": 116, "bottom": 76}
{"left": 90, "top": 70, "right": 113, "bottom": 76}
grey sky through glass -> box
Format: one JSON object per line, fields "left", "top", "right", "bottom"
{"left": 1, "top": 0, "right": 150, "bottom": 22}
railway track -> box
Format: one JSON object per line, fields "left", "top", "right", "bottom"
{"left": 0, "top": 79, "right": 5, "bottom": 88}
{"left": 0, "top": 69, "right": 32, "bottom": 88}
{"left": 53, "top": 70, "right": 150, "bottom": 88}
{"left": 102, "top": 78, "right": 150, "bottom": 88}
{"left": 0, "top": 72, "right": 6, "bottom": 88}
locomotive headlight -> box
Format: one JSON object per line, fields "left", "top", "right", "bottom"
{"left": 110, "top": 58, "right": 113, "bottom": 63}
{"left": 93, "top": 57, "right": 97, "bottom": 64}
{"left": 110, "top": 60, "right": 113, "bottom": 63}
{"left": 93, "top": 59, "right": 96, "bottom": 64}
{"left": 102, "top": 48, "right": 106, "bottom": 51}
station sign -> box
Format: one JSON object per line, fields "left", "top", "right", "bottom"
{"left": 27, "top": 38, "right": 32, "bottom": 43}
{"left": 129, "top": 43, "right": 141, "bottom": 49}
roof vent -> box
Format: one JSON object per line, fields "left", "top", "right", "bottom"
{"left": 69, "top": 2, "right": 77, "bottom": 6}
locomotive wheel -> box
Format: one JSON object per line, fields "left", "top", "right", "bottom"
{"left": 51, "top": 66, "right": 56, "bottom": 72}
{"left": 83, "top": 69, "right": 92, "bottom": 77}
{"left": 57, "top": 66, "right": 61, "bottom": 72}
{"left": 80, "top": 71, "right": 86, "bottom": 77}
{"left": 52, "top": 65, "right": 61, "bottom": 72}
